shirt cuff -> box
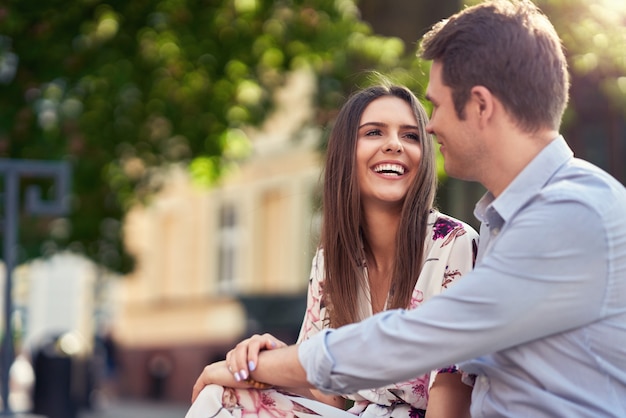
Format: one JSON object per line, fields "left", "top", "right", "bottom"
{"left": 298, "top": 329, "right": 337, "bottom": 393}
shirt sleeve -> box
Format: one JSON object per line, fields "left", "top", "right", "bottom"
{"left": 299, "top": 198, "right": 608, "bottom": 394}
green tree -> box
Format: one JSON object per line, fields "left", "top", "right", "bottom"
{"left": 0, "top": 0, "right": 428, "bottom": 272}
{"left": 538, "top": 0, "right": 626, "bottom": 112}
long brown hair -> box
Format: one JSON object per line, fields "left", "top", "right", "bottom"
{"left": 321, "top": 83, "right": 437, "bottom": 328}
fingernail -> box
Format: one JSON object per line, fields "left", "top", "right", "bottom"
{"left": 270, "top": 341, "right": 276, "bottom": 348}
{"left": 239, "top": 369, "right": 248, "bottom": 380}
{"left": 248, "top": 361, "right": 256, "bottom": 371}
{"left": 234, "top": 372, "right": 241, "bottom": 382}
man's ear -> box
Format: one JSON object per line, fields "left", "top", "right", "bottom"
{"left": 470, "top": 85, "right": 494, "bottom": 125}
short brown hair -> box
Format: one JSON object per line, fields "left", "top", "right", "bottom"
{"left": 420, "top": 0, "right": 569, "bottom": 132}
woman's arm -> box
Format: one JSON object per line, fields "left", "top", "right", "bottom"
{"left": 424, "top": 373, "right": 472, "bottom": 418}
{"left": 310, "top": 389, "right": 346, "bottom": 409}
{"left": 285, "top": 387, "right": 346, "bottom": 409}
{"left": 191, "top": 346, "right": 312, "bottom": 402}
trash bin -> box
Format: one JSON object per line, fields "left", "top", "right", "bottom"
{"left": 32, "top": 333, "right": 90, "bottom": 418}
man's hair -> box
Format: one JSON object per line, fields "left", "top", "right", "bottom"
{"left": 420, "top": 0, "right": 570, "bottom": 132}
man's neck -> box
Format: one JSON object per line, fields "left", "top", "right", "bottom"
{"left": 483, "top": 129, "right": 559, "bottom": 197}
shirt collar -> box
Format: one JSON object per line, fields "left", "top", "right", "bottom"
{"left": 474, "top": 136, "right": 573, "bottom": 225}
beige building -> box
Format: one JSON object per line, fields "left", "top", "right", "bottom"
{"left": 112, "top": 69, "right": 324, "bottom": 402}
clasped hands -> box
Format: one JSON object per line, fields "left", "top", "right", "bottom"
{"left": 191, "top": 333, "right": 288, "bottom": 402}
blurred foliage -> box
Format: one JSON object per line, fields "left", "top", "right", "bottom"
{"left": 2, "top": 0, "right": 623, "bottom": 273}
{"left": 0, "top": 0, "right": 428, "bottom": 272}
{"left": 537, "top": 0, "right": 626, "bottom": 112}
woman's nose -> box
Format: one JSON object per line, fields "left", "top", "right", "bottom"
{"left": 383, "top": 135, "right": 403, "bottom": 153}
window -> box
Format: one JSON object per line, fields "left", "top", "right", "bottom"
{"left": 217, "top": 203, "right": 239, "bottom": 293}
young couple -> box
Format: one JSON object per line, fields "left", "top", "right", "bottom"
{"left": 187, "top": 1, "right": 626, "bottom": 417}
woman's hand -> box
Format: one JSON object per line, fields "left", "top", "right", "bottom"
{"left": 191, "top": 360, "right": 252, "bottom": 402}
{"left": 191, "top": 334, "right": 287, "bottom": 403}
{"left": 225, "top": 333, "right": 287, "bottom": 382}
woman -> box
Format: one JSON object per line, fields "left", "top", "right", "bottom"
{"left": 186, "top": 82, "right": 478, "bottom": 418}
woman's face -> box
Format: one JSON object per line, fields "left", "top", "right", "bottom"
{"left": 356, "top": 95, "right": 423, "bottom": 210}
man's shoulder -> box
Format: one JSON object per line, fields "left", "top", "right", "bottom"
{"left": 545, "top": 158, "right": 626, "bottom": 216}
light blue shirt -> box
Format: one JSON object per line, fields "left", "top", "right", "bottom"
{"left": 299, "top": 136, "right": 626, "bottom": 417}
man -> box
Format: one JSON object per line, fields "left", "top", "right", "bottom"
{"left": 193, "top": 1, "right": 626, "bottom": 416}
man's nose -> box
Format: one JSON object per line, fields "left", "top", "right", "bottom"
{"left": 425, "top": 120, "right": 434, "bottom": 135}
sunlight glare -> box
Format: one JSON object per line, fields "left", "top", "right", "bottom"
{"left": 598, "top": 0, "right": 626, "bottom": 14}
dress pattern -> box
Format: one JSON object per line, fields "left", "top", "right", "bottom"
{"left": 185, "top": 210, "right": 478, "bottom": 418}
{"left": 296, "top": 210, "right": 477, "bottom": 417}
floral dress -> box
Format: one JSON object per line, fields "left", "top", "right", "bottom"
{"left": 185, "top": 210, "right": 478, "bottom": 418}
{"left": 296, "top": 210, "right": 478, "bottom": 418}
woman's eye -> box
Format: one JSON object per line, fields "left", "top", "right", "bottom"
{"left": 365, "top": 129, "right": 382, "bottom": 136}
{"left": 405, "top": 132, "right": 420, "bottom": 141}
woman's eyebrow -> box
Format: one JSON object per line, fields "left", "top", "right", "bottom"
{"left": 358, "top": 122, "right": 419, "bottom": 130}
{"left": 358, "top": 121, "right": 386, "bottom": 129}
{"left": 401, "top": 124, "right": 420, "bottom": 130}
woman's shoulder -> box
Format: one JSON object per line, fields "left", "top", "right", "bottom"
{"left": 428, "top": 209, "right": 479, "bottom": 240}
{"left": 308, "top": 246, "right": 326, "bottom": 283}
{"left": 312, "top": 246, "right": 325, "bottom": 262}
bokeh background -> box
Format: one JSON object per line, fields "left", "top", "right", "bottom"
{"left": 1, "top": 0, "right": 624, "bottom": 416}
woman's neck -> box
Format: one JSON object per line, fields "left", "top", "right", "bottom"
{"left": 361, "top": 207, "right": 400, "bottom": 313}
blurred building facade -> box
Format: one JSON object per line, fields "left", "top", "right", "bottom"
{"left": 112, "top": 69, "right": 323, "bottom": 403}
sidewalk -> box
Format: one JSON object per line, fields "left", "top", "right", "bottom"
{"left": 79, "top": 399, "right": 189, "bottom": 418}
